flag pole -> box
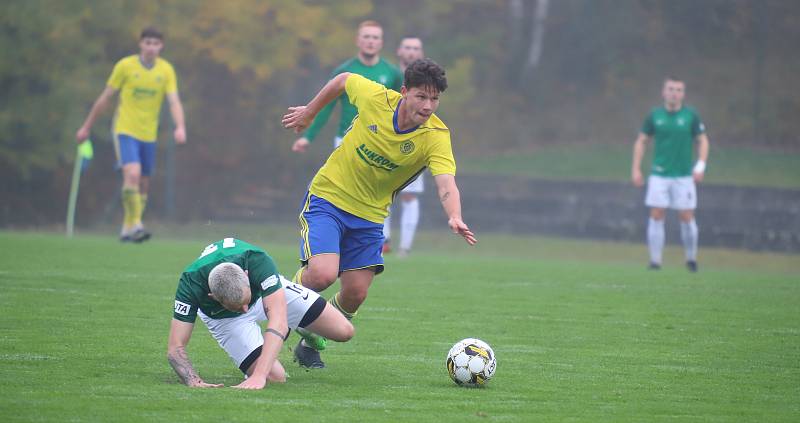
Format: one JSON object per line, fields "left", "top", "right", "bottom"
{"left": 66, "top": 140, "right": 93, "bottom": 237}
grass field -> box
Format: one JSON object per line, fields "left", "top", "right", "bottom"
{"left": 461, "top": 144, "right": 800, "bottom": 189}
{"left": 1, "top": 224, "right": 798, "bottom": 422}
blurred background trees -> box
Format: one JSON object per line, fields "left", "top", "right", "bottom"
{"left": 1, "top": 0, "right": 798, "bottom": 225}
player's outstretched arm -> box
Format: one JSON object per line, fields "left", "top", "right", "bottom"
{"left": 166, "top": 92, "right": 187, "bottom": 144}
{"left": 631, "top": 132, "right": 650, "bottom": 187}
{"left": 167, "top": 319, "right": 223, "bottom": 388}
{"left": 434, "top": 174, "right": 477, "bottom": 246}
{"left": 232, "top": 289, "right": 288, "bottom": 390}
{"left": 282, "top": 72, "right": 350, "bottom": 134}
{"left": 76, "top": 86, "right": 118, "bottom": 143}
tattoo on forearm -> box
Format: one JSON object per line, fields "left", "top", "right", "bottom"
{"left": 440, "top": 191, "right": 451, "bottom": 203}
{"left": 168, "top": 347, "right": 202, "bottom": 386}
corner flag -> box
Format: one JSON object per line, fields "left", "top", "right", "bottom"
{"left": 66, "top": 140, "right": 93, "bottom": 237}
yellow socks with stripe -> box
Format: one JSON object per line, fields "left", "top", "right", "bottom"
{"left": 139, "top": 193, "right": 148, "bottom": 219}
{"left": 329, "top": 292, "right": 357, "bottom": 320}
{"left": 121, "top": 188, "right": 141, "bottom": 232}
{"left": 292, "top": 266, "right": 306, "bottom": 285}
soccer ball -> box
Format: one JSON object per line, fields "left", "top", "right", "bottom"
{"left": 446, "top": 338, "right": 496, "bottom": 387}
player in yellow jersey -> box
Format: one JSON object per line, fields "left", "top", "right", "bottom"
{"left": 76, "top": 27, "right": 186, "bottom": 242}
{"left": 282, "top": 59, "right": 476, "bottom": 368}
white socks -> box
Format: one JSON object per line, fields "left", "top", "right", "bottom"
{"left": 647, "top": 218, "right": 665, "bottom": 265}
{"left": 383, "top": 215, "right": 392, "bottom": 241}
{"left": 399, "top": 198, "right": 419, "bottom": 251}
{"left": 383, "top": 198, "right": 420, "bottom": 251}
{"left": 680, "top": 219, "right": 698, "bottom": 262}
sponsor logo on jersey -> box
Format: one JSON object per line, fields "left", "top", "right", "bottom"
{"left": 677, "top": 118, "right": 685, "bottom": 126}
{"left": 379, "top": 75, "right": 388, "bottom": 84}
{"left": 655, "top": 119, "right": 664, "bottom": 126}
{"left": 356, "top": 143, "right": 400, "bottom": 172}
{"left": 132, "top": 87, "right": 158, "bottom": 98}
{"left": 368, "top": 124, "right": 378, "bottom": 134}
{"left": 174, "top": 300, "right": 191, "bottom": 316}
{"left": 400, "top": 140, "right": 415, "bottom": 155}
{"left": 261, "top": 275, "right": 280, "bottom": 291}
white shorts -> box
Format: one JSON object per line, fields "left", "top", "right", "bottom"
{"left": 401, "top": 174, "right": 424, "bottom": 194}
{"left": 198, "top": 278, "right": 322, "bottom": 368}
{"left": 645, "top": 175, "right": 697, "bottom": 210}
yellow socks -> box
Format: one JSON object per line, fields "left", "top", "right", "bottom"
{"left": 329, "top": 292, "right": 357, "bottom": 320}
{"left": 292, "top": 266, "right": 306, "bottom": 284}
{"left": 121, "top": 188, "right": 142, "bottom": 232}
{"left": 139, "top": 193, "right": 148, "bottom": 219}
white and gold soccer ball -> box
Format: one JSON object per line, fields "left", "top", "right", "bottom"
{"left": 446, "top": 338, "right": 497, "bottom": 387}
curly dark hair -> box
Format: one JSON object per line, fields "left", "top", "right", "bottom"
{"left": 404, "top": 58, "right": 447, "bottom": 93}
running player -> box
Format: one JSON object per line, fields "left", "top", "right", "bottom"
{"left": 76, "top": 27, "right": 186, "bottom": 242}
{"left": 383, "top": 36, "right": 426, "bottom": 256}
{"left": 291, "top": 20, "right": 402, "bottom": 153}
{"left": 167, "top": 238, "right": 354, "bottom": 389}
{"left": 631, "top": 76, "right": 710, "bottom": 272}
{"left": 282, "top": 59, "right": 476, "bottom": 368}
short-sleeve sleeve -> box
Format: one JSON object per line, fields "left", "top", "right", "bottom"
{"left": 691, "top": 111, "right": 706, "bottom": 137}
{"left": 164, "top": 62, "right": 178, "bottom": 94}
{"left": 426, "top": 132, "right": 457, "bottom": 176}
{"left": 106, "top": 59, "right": 127, "bottom": 90}
{"left": 641, "top": 112, "right": 655, "bottom": 136}
{"left": 245, "top": 251, "right": 282, "bottom": 297}
{"left": 391, "top": 66, "right": 403, "bottom": 91}
{"left": 345, "top": 73, "right": 384, "bottom": 108}
{"left": 173, "top": 275, "right": 199, "bottom": 323}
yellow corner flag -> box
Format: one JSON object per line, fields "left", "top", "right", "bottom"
{"left": 67, "top": 140, "right": 93, "bottom": 237}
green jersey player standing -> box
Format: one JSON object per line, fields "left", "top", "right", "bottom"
{"left": 167, "top": 238, "right": 353, "bottom": 389}
{"left": 631, "top": 77, "right": 710, "bottom": 272}
{"left": 291, "top": 20, "right": 402, "bottom": 153}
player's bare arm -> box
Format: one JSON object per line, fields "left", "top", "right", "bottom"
{"left": 631, "top": 132, "right": 651, "bottom": 187}
{"left": 693, "top": 133, "right": 710, "bottom": 183}
{"left": 282, "top": 72, "right": 351, "bottom": 134}
{"left": 292, "top": 137, "right": 311, "bottom": 153}
{"left": 434, "top": 174, "right": 477, "bottom": 246}
{"left": 232, "top": 288, "right": 288, "bottom": 390}
{"left": 166, "top": 92, "right": 186, "bottom": 144}
{"left": 76, "top": 86, "right": 118, "bottom": 142}
{"left": 167, "top": 319, "right": 223, "bottom": 388}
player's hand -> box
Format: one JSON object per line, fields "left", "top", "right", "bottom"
{"left": 76, "top": 126, "right": 90, "bottom": 143}
{"left": 174, "top": 126, "right": 187, "bottom": 144}
{"left": 292, "top": 137, "right": 310, "bottom": 153}
{"left": 232, "top": 376, "right": 267, "bottom": 390}
{"left": 282, "top": 106, "right": 312, "bottom": 134}
{"left": 693, "top": 171, "right": 704, "bottom": 183}
{"left": 449, "top": 217, "right": 477, "bottom": 246}
{"left": 187, "top": 379, "right": 224, "bottom": 388}
{"left": 631, "top": 169, "right": 644, "bottom": 187}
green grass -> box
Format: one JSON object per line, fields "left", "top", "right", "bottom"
{"left": 1, "top": 225, "right": 798, "bottom": 422}
{"left": 461, "top": 144, "right": 800, "bottom": 189}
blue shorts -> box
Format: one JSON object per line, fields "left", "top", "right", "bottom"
{"left": 116, "top": 133, "right": 157, "bottom": 176}
{"left": 298, "top": 192, "right": 385, "bottom": 275}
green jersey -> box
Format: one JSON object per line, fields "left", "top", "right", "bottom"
{"left": 173, "top": 238, "right": 282, "bottom": 323}
{"left": 641, "top": 106, "right": 706, "bottom": 177}
{"left": 303, "top": 57, "right": 403, "bottom": 142}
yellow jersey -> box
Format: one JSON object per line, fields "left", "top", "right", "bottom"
{"left": 309, "top": 74, "right": 456, "bottom": 223}
{"left": 107, "top": 55, "right": 177, "bottom": 142}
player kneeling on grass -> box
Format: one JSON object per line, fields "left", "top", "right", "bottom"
{"left": 167, "top": 238, "right": 354, "bottom": 389}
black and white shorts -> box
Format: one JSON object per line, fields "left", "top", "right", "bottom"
{"left": 198, "top": 277, "right": 325, "bottom": 371}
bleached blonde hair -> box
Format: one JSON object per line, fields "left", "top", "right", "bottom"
{"left": 208, "top": 263, "right": 248, "bottom": 306}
